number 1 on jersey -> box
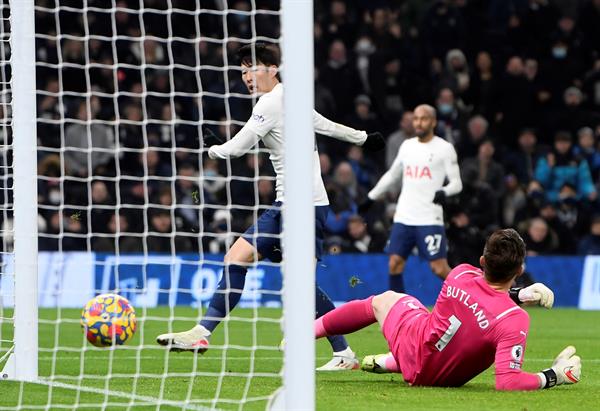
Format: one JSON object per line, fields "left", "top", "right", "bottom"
{"left": 435, "top": 315, "right": 462, "bottom": 351}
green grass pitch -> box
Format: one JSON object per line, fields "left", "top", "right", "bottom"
{"left": 0, "top": 307, "right": 599, "bottom": 410}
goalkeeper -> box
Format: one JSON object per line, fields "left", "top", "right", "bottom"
{"left": 157, "top": 43, "right": 385, "bottom": 371}
{"left": 314, "top": 229, "right": 582, "bottom": 389}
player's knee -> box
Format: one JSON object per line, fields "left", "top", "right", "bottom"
{"left": 389, "top": 255, "right": 405, "bottom": 274}
{"left": 224, "top": 239, "right": 258, "bottom": 265}
{"left": 372, "top": 290, "right": 405, "bottom": 313}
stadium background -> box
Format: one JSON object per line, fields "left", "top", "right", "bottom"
{"left": 29, "top": 0, "right": 600, "bottom": 307}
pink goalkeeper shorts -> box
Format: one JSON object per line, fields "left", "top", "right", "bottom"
{"left": 382, "top": 294, "right": 430, "bottom": 384}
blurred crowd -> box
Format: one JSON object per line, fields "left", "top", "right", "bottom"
{"left": 31, "top": 0, "right": 600, "bottom": 260}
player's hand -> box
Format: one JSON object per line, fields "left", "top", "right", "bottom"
{"left": 361, "top": 132, "right": 385, "bottom": 152}
{"left": 432, "top": 190, "right": 446, "bottom": 205}
{"left": 551, "top": 346, "right": 581, "bottom": 385}
{"left": 518, "top": 283, "right": 554, "bottom": 308}
{"left": 358, "top": 198, "right": 374, "bottom": 214}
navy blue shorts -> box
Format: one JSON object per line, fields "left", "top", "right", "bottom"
{"left": 385, "top": 223, "right": 447, "bottom": 261}
{"left": 242, "top": 202, "right": 329, "bottom": 262}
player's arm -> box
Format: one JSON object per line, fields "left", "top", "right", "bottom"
{"left": 366, "top": 145, "right": 404, "bottom": 201}
{"left": 494, "top": 312, "right": 581, "bottom": 390}
{"left": 208, "top": 98, "right": 275, "bottom": 159}
{"left": 441, "top": 145, "right": 463, "bottom": 195}
{"left": 509, "top": 283, "right": 554, "bottom": 309}
{"left": 313, "top": 110, "right": 384, "bottom": 151}
{"left": 207, "top": 124, "right": 261, "bottom": 159}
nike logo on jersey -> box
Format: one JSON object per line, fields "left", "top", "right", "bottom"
{"left": 404, "top": 165, "right": 432, "bottom": 179}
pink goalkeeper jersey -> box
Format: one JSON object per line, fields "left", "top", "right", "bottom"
{"left": 405, "top": 264, "right": 540, "bottom": 390}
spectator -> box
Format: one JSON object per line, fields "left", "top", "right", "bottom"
{"left": 369, "top": 53, "right": 404, "bottom": 124}
{"left": 90, "top": 180, "right": 114, "bottom": 234}
{"left": 521, "top": 217, "right": 559, "bottom": 256}
{"left": 534, "top": 131, "right": 597, "bottom": 203}
{"left": 385, "top": 111, "right": 414, "bottom": 168}
{"left": 496, "top": 56, "right": 532, "bottom": 148}
{"left": 435, "top": 87, "right": 468, "bottom": 144}
{"left": 93, "top": 213, "right": 143, "bottom": 253}
{"left": 547, "top": 87, "right": 600, "bottom": 137}
{"left": 342, "top": 215, "right": 385, "bottom": 253}
{"left": 501, "top": 174, "right": 527, "bottom": 228}
{"left": 420, "top": 1, "right": 466, "bottom": 62}
{"left": 467, "top": 51, "right": 497, "bottom": 121}
{"left": 64, "top": 100, "right": 115, "bottom": 177}
{"left": 578, "top": 215, "right": 600, "bottom": 255}
{"left": 555, "top": 183, "right": 592, "bottom": 239}
{"left": 460, "top": 139, "right": 505, "bottom": 200}
{"left": 354, "top": 35, "right": 376, "bottom": 94}
{"left": 346, "top": 146, "right": 376, "bottom": 190}
{"left": 503, "top": 129, "right": 545, "bottom": 185}
{"left": 146, "top": 209, "right": 192, "bottom": 253}
{"left": 573, "top": 126, "right": 600, "bottom": 180}
{"left": 456, "top": 115, "right": 489, "bottom": 160}
{"left": 539, "top": 201, "right": 577, "bottom": 255}
{"left": 344, "top": 94, "right": 379, "bottom": 134}
{"left": 205, "top": 209, "right": 235, "bottom": 254}
{"left": 582, "top": 58, "right": 600, "bottom": 111}
{"left": 441, "top": 49, "right": 470, "bottom": 97}
{"left": 319, "top": 39, "right": 362, "bottom": 121}
{"left": 325, "top": 162, "right": 360, "bottom": 235}
{"left": 202, "top": 158, "right": 226, "bottom": 205}
{"left": 447, "top": 166, "right": 498, "bottom": 233}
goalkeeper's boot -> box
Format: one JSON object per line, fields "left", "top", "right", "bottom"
{"left": 361, "top": 353, "right": 393, "bottom": 374}
{"left": 316, "top": 347, "right": 360, "bottom": 371}
{"left": 156, "top": 324, "right": 211, "bottom": 353}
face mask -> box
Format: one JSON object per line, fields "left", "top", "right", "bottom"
{"left": 552, "top": 47, "right": 567, "bottom": 59}
{"left": 438, "top": 103, "right": 453, "bottom": 115}
{"left": 560, "top": 196, "right": 578, "bottom": 206}
{"left": 530, "top": 190, "right": 545, "bottom": 200}
{"left": 355, "top": 40, "right": 374, "bottom": 56}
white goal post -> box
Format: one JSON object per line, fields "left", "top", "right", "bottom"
{"left": 1, "top": 0, "right": 39, "bottom": 382}
{"left": 281, "top": 0, "right": 315, "bottom": 409}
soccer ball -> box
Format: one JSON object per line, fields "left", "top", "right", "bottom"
{"left": 81, "top": 294, "right": 137, "bottom": 347}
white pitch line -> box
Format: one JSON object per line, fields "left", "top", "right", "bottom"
{"left": 34, "top": 379, "right": 219, "bottom": 411}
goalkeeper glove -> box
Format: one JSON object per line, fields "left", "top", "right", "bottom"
{"left": 432, "top": 190, "right": 446, "bottom": 205}
{"left": 517, "top": 283, "right": 554, "bottom": 308}
{"left": 361, "top": 132, "right": 385, "bottom": 152}
{"left": 538, "top": 346, "right": 581, "bottom": 388}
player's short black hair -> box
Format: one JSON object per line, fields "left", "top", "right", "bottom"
{"left": 237, "top": 42, "right": 280, "bottom": 67}
{"left": 482, "top": 229, "right": 526, "bottom": 283}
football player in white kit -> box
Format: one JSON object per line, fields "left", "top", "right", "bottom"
{"left": 361, "top": 105, "right": 462, "bottom": 292}
{"left": 157, "top": 43, "right": 385, "bottom": 370}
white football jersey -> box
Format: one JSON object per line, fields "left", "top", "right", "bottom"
{"left": 209, "top": 83, "right": 367, "bottom": 205}
{"left": 368, "top": 136, "right": 462, "bottom": 225}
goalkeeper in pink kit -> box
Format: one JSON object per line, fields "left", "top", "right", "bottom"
{"left": 315, "top": 229, "right": 582, "bottom": 390}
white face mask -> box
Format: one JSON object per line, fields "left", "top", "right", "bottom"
{"left": 355, "top": 40, "right": 375, "bottom": 56}
{"left": 49, "top": 189, "right": 61, "bottom": 205}
{"left": 552, "top": 47, "right": 567, "bottom": 59}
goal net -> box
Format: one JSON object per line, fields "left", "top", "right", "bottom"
{"left": 1, "top": 0, "right": 314, "bottom": 409}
